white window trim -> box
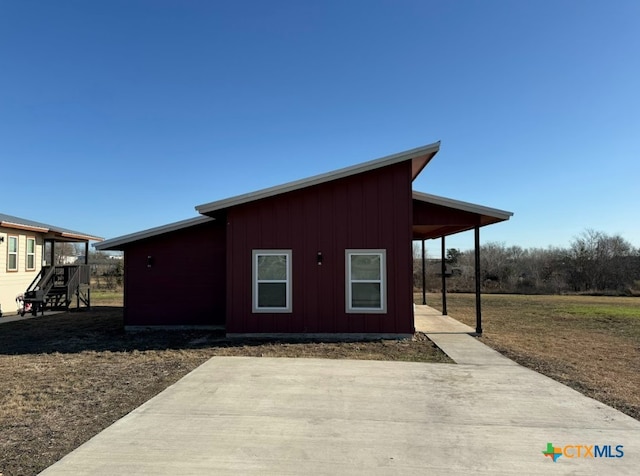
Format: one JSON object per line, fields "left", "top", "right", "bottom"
{"left": 7, "top": 235, "right": 18, "bottom": 271}
{"left": 252, "top": 250, "right": 292, "bottom": 313}
{"left": 26, "top": 237, "right": 36, "bottom": 271}
{"left": 345, "top": 249, "right": 387, "bottom": 314}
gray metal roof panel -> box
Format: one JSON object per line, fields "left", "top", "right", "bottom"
{"left": 196, "top": 142, "right": 441, "bottom": 215}
{"left": 412, "top": 191, "right": 514, "bottom": 220}
{"left": 95, "top": 216, "right": 214, "bottom": 251}
{"left": 0, "top": 213, "right": 103, "bottom": 241}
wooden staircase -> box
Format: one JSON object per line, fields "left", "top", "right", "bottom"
{"left": 23, "top": 265, "right": 91, "bottom": 316}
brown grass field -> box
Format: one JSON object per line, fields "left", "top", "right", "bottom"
{"left": 0, "top": 291, "right": 638, "bottom": 476}
{"left": 423, "top": 292, "right": 640, "bottom": 422}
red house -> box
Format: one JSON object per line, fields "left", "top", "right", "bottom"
{"left": 96, "top": 142, "right": 512, "bottom": 337}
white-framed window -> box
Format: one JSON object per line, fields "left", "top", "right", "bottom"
{"left": 26, "top": 237, "right": 36, "bottom": 271}
{"left": 252, "top": 250, "right": 292, "bottom": 313}
{"left": 7, "top": 235, "right": 18, "bottom": 271}
{"left": 346, "top": 249, "right": 387, "bottom": 313}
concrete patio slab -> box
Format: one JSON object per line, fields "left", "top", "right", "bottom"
{"left": 40, "top": 353, "right": 640, "bottom": 475}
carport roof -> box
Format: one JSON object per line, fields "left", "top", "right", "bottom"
{"left": 412, "top": 191, "right": 513, "bottom": 240}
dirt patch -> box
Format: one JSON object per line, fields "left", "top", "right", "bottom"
{"left": 0, "top": 306, "right": 449, "bottom": 476}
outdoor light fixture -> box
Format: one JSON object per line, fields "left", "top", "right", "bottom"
{"left": 147, "top": 256, "right": 154, "bottom": 268}
{"left": 0, "top": 236, "right": 4, "bottom": 243}
{"left": 317, "top": 252, "right": 323, "bottom": 265}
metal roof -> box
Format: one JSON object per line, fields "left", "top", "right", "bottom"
{"left": 95, "top": 142, "right": 513, "bottom": 249}
{"left": 195, "top": 142, "right": 441, "bottom": 215}
{"left": 0, "top": 213, "right": 103, "bottom": 242}
{"left": 412, "top": 191, "right": 513, "bottom": 221}
{"left": 412, "top": 191, "right": 513, "bottom": 240}
{"left": 95, "top": 216, "right": 214, "bottom": 251}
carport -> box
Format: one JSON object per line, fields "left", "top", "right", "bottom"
{"left": 412, "top": 192, "right": 513, "bottom": 334}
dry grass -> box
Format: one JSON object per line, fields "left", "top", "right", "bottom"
{"left": 422, "top": 292, "right": 640, "bottom": 421}
{"left": 0, "top": 294, "right": 448, "bottom": 476}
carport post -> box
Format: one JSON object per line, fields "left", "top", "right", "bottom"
{"left": 441, "top": 236, "right": 447, "bottom": 315}
{"left": 474, "top": 226, "right": 482, "bottom": 335}
{"left": 421, "top": 239, "right": 426, "bottom": 305}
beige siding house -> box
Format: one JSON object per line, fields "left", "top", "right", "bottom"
{"left": 0, "top": 214, "right": 101, "bottom": 317}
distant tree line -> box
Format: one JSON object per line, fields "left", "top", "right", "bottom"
{"left": 414, "top": 229, "right": 640, "bottom": 296}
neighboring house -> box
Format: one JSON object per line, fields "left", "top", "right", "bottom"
{"left": 0, "top": 214, "right": 102, "bottom": 316}
{"left": 96, "top": 142, "right": 513, "bottom": 336}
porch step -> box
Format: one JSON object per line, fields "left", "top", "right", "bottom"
{"left": 22, "top": 265, "right": 92, "bottom": 315}
{"left": 47, "top": 287, "right": 68, "bottom": 296}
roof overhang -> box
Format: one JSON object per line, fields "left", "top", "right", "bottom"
{"left": 412, "top": 191, "right": 513, "bottom": 240}
{"left": 55, "top": 232, "right": 104, "bottom": 242}
{"left": 95, "top": 216, "right": 215, "bottom": 251}
{"left": 196, "top": 142, "right": 440, "bottom": 215}
{"left": 1, "top": 220, "right": 103, "bottom": 242}
{"left": 1, "top": 220, "right": 49, "bottom": 233}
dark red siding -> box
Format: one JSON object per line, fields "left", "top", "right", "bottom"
{"left": 123, "top": 220, "right": 226, "bottom": 326}
{"left": 225, "top": 161, "right": 414, "bottom": 334}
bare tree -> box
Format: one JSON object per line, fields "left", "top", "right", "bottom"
{"left": 567, "top": 229, "right": 637, "bottom": 292}
{"left": 412, "top": 230, "right": 639, "bottom": 295}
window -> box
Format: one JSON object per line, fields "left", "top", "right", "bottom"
{"left": 252, "top": 250, "right": 292, "bottom": 313}
{"left": 346, "top": 249, "right": 386, "bottom": 313}
{"left": 7, "top": 236, "right": 18, "bottom": 271}
{"left": 26, "top": 237, "right": 36, "bottom": 270}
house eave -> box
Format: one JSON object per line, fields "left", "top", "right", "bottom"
{"left": 0, "top": 221, "right": 50, "bottom": 233}
{"left": 0, "top": 216, "right": 102, "bottom": 242}
{"left": 58, "top": 232, "right": 104, "bottom": 242}
{"left": 95, "top": 216, "right": 215, "bottom": 251}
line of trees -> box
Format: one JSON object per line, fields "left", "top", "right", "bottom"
{"left": 415, "top": 229, "right": 640, "bottom": 296}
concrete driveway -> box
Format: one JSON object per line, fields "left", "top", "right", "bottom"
{"left": 40, "top": 312, "right": 640, "bottom": 475}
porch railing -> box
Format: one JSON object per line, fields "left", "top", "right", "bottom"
{"left": 24, "top": 265, "right": 90, "bottom": 303}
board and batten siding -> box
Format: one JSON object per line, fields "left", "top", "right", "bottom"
{"left": 122, "top": 220, "right": 226, "bottom": 327}
{"left": 0, "top": 227, "right": 43, "bottom": 315}
{"left": 225, "top": 160, "right": 414, "bottom": 335}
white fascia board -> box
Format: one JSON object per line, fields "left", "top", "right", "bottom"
{"left": 412, "top": 191, "right": 514, "bottom": 220}
{"left": 95, "top": 216, "right": 214, "bottom": 250}
{"left": 196, "top": 142, "right": 440, "bottom": 215}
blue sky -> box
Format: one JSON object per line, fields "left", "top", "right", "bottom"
{"left": 1, "top": 1, "right": 639, "bottom": 255}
